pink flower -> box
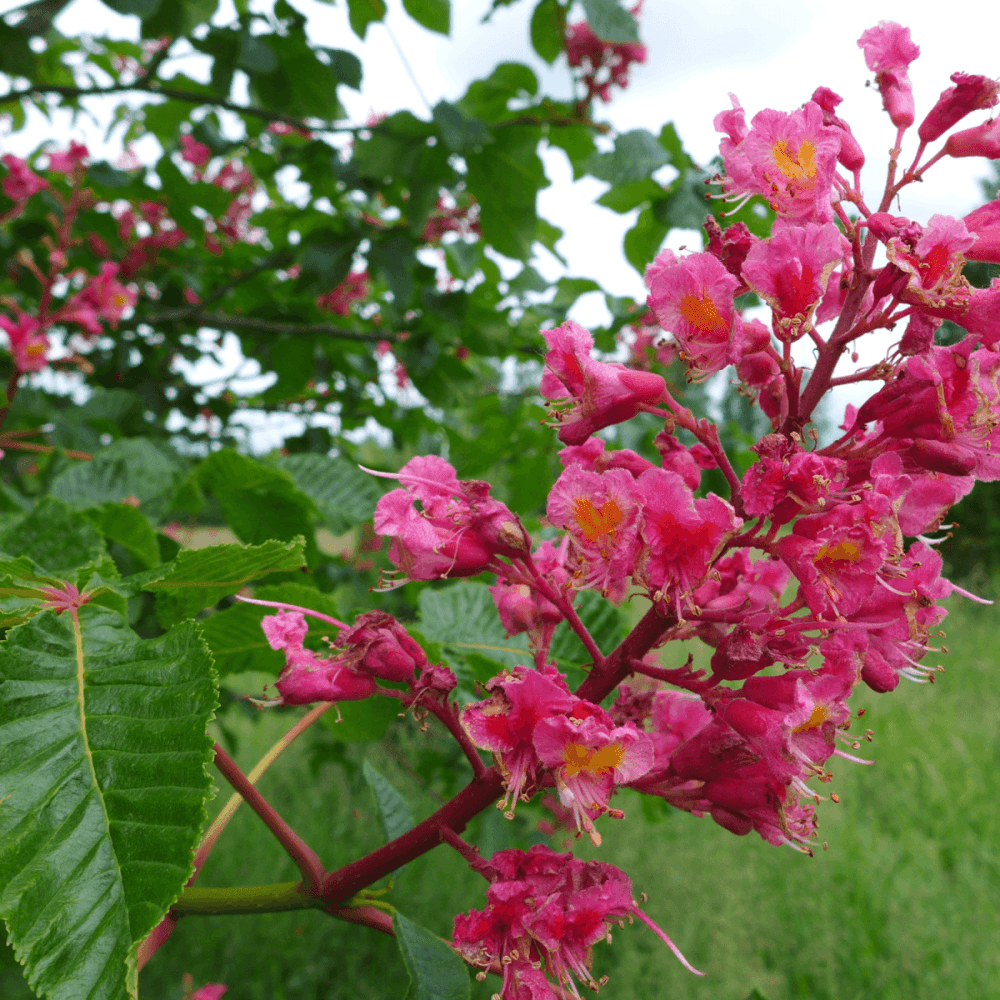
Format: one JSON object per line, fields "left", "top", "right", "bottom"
{"left": 858, "top": 21, "right": 920, "bottom": 128}
{"left": 944, "top": 116, "right": 1000, "bottom": 159}
{"left": 61, "top": 262, "right": 137, "bottom": 333}
{"left": 886, "top": 214, "right": 976, "bottom": 309}
{"left": 919, "top": 72, "right": 1000, "bottom": 143}
{"left": 0, "top": 312, "right": 50, "bottom": 372}
{"left": 259, "top": 609, "right": 377, "bottom": 705}
{"left": 317, "top": 269, "right": 371, "bottom": 315}
{"left": 634, "top": 467, "right": 739, "bottom": 602}
{"left": 964, "top": 194, "right": 1000, "bottom": 264}
{"left": 372, "top": 456, "right": 529, "bottom": 587}
{"left": 742, "top": 222, "right": 846, "bottom": 341}
{"left": 180, "top": 133, "right": 212, "bottom": 169}
{"left": 453, "top": 845, "right": 702, "bottom": 992}
{"left": 811, "top": 87, "right": 865, "bottom": 172}
{"left": 720, "top": 102, "right": 841, "bottom": 223}
{"left": 540, "top": 321, "right": 665, "bottom": 443}
{"left": 558, "top": 436, "right": 657, "bottom": 479}
{"left": 46, "top": 141, "right": 89, "bottom": 174}
{"left": 1, "top": 155, "right": 48, "bottom": 202}
{"left": 703, "top": 217, "right": 759, "bottom": 294}
{"left": 190, "top": 986, "right": 227, "bottom": 1000}
{"left": 565, "top": 15, "right": 647, "bottom": 104}
{"left": 546, "top": 465, "right": 642, "bottom": 601}
{"left": 645, "top": 250, "right": 744, "bottom": 377}
{"left": 777, "top": 497, "right": 897, "bottom": 618}
{"left": 462, "top": 665, "right": 576, "bottom": 814}
{"left": 533, "top": 712, "right": 654, "bottom": 843}
{"left": 741, "top": 434, "right": 847, "bottom": 524}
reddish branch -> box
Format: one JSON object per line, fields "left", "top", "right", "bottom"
{"left": 212, "top": 743, "right": 326, "bottom": 892}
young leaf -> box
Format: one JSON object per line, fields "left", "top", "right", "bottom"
{"left": 362, "top": 759, "right": 415, "bottom": 843}
{"left": 347, "top": 0, "right": 387, "bottom": 39}
{"left": 530, "top": 0, "right": 566, "bottom": 64}
{"left": 580, "top": 0, "right": 639, "bottom": 43}
{"left": 0, "top": 606, "right": 217, "bottom": 1000}
{"left": 140, "top": 537, "right": 306, "bottom": 626}
{"left": 394, "top": 911, "right": 471, "bottom": 1000}
{"left": 402, "top": 0, "right": 450, "bottom": 36}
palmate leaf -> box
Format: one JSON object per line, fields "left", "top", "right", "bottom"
{"left": 0, "top": 605, "right": 218, "bottom": 1000}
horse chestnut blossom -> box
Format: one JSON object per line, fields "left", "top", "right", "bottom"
{"left": 234, "top": 22, "right": 1000, "bottom": 994}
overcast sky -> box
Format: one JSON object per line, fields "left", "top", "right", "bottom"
{"left": 2, "top": 0, "right": 999, "bottom": 440}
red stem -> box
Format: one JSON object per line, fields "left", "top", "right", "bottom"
{"left": 212, "top": 743, "right": 326, "bottom": 892}
{"left": 317, "top": 603, "right": 678, "bottom": 905}
{"left": 420, "top": 697, "right": 491, "bottom": 780}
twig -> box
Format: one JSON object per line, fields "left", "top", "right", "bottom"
{"left": 212, "top": 742, "right": 326, "bottom": 892}
{"left": 139, "top": 309, "right": 388, "bottom": 342}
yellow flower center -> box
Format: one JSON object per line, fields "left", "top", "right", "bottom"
{"left": 793, "top": 704, "right": 827, "bottom": 734}
{"left": 815, "top": 539, "right": 862, "bottom": 564}
{"left": 772, "top": 138, "right": 817, "bottom": 181}
{"left": 563, "top": 742, "right": 625, "bottom": 778}
{"left": 678, "top": 292, "right": 728, "bottom": 335}
{"left": 573, "top": 495, "right": 624, "bottom": 543}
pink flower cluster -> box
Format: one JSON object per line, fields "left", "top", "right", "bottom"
{"left": 316, "top": 269, "right": 372, "bottom": 316}
{"left": 462, "top": 663, "right": 652, "bottom": 843}
{"left": 257, "top": 604, "right": 428, "bottom": 705}
{"left": 453, "top": 845, "right": 701, "bottom": 997}
{"left": 565, "top": 5, "right": 646, "bottom": 104}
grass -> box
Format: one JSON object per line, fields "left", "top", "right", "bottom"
{"left": 3, "top": 593, "right": 999, "bottom": 1000}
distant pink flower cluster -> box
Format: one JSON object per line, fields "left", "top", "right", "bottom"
{"left": 421, "top": 193, "right": 481, "bottom": 244}
{"left": 316, "top": 269, "right": 371, "bottom": 316}
{"left": 565, "top": 4, "right": 646, "bottom": 104}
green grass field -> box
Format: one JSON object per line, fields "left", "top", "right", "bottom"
{"left": 3, "top": 591, "right": 999, "bottom": 1000}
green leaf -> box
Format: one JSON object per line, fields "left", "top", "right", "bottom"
{"left": 362, "top": 759, "right": 414, "bottom": 843}
{"left": 347, "top": 0, "right": 387, "bottom": 39}
{"left": 322, "top": 696, "right": 401, "bottom": 741}
{"left": 196, "top": 449, "right": 314, "bottom": 546}
{"left": 0, "top": 21, "right": 37, "bottom": 76}
{"left": 466, "top": 126, "right": 547, "bottom": 260}
{"left": 418, "top": 582, "right": 529, "bottom": 672}
{"left": 458, "top": 62, "right": 538, "bottom": 121}
{"left": 658, "top": 122, "right": 693, "bottom": 173}
{"left": 237, "top": 30, "right": 277, "bottom": 74}
{"left": 0, "top": 606, "right": 217, "bottom": 1000}
{"left": 272, "top": 453, "right": 381, "bottom": 534}
{"left": 623, "top": 204, "right": 668, "bottom": 275}
{"left": 402, "top": 0, "right": 450, "bottom": 35}
{"left": 140, "top": 537, "right": 306, "bottom": 626}
{"left": 530, "top": 0, "right": 566, "bottom": 64}
{"left": 0, "top": 496, "right": 108, "bottom": 577}
{"left": 745, "top": 991, "right": 773, "bottom": 1000}
{"left": 597, "top": 177, "right": 664, "bottom": 213}
{"left": 48, "top": 439, "right": 184, "bottom": 524}
{"left": 394, "top": 911, "right": 471, "bottom": 1000}
{"left": 580, "top": 0, "right": 638, "bottom": 43}
{"left": 583, "top": 129, "right": 669, "bottom": 186}
{"left": 100, "top": 0, "right": 162, "bottom": 15}
{"left": 325, "top": 48, "right": 363, "bottom": 90}
{"left": 432, "top": 101, "right": 493, "bottom": 153}
{"left": 84, "top": 503, "right": 161, "bottom": 570}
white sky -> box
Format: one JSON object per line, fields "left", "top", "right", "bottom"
{"left": 3, "top": 0, "right": 1000, "bottom": 440}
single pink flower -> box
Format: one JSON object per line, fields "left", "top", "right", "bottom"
{"left": 634, "top": 467, "right": 739, "bottom": 602}
{"left": 810, "top": 87, "right": 865, "bottom": 172}
{"left": 1, "top": 155, "right": 48, "bottom": 202}
{"left": 963, "top": 194, "right": 1000, "bottom": 264}
{"left": 943, "top": 115, "right": 1000, "bottom": 159}
{"left": 741, "top": 222, "right": 846, "bottom": 341}
{"left": 886, "top": 214, "right": 976, "bottom": 310}
{"left": 721, "top": 102, "right": 841, "bottom": 223}
{"left": 0, "top": 312, "right": 50, "bottom": 372}
{"left": 180, "top": 133, "right": 212, "bottom": 168}
{"left": 645, "top": 250, "right": 744, "bottom": 377}
{"left": 858, "top": 21, "right": 920, "bottom": 128}
{"left": 919, "top": 72, "right": 1000, "bottom": 143}
{"left": 47, "top": 141, "right": 89, "bottom": 174}
{"left": 533, "top": 712, "right": 654, "bottom": 843}
{"left": 546, "top": 465, "right": 643, "bottom": 602}
{"left": 540, "top": 320, "right": 665, "bottom": 443}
